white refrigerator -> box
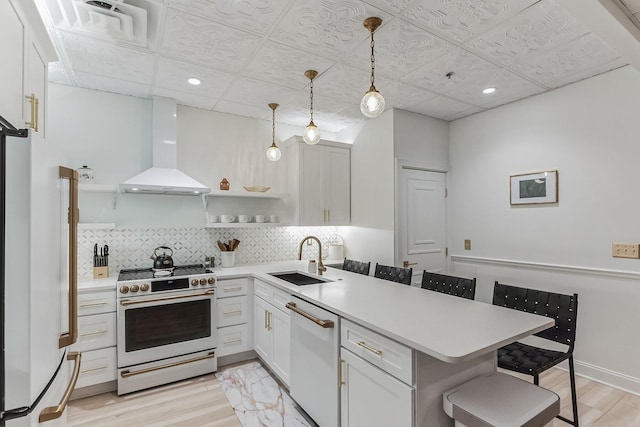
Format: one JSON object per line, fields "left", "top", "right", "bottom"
{"left": 1, "top": 116, "right": 80, "bottom": 426}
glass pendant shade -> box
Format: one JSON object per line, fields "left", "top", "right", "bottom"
{"left": 266, "top": 143, "right": 281, "bottom": 161}
{"left": 303, "top": 121, "right": 320, "bottom": 145}
{"left": 361, "top": 87, "right": 385, "bottom": 118}
{"left": 266, "top": 102, "right": 281, "bottom": 161}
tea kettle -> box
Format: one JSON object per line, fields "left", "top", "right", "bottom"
{"left": 151, "top": 246, "right": 174, "bottom": 270}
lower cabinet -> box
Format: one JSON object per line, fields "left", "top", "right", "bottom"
{"left": 340, "top": 318, "right": 414, "bottom": 427}
{"left": 253, "top": 279, "right": 290, "bottom": 386}
{"left": 216, "top": 277, "right": 253, "bottom": 357}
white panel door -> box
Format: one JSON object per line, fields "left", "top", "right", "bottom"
{"left": 398, "top": 168, "right": 446, "bottom": 283}
{"left": 340, "top": 348, "right": 413, "bottom": 427}
{"left": 270, "top": 307, "right": 290, "bottom": 386}
{"left": 253, "top": 297, "right": 271, "bottom": 363}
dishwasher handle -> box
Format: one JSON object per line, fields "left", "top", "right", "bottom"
{"left": 286, "top": 302, "right": 335, "bottom": 329}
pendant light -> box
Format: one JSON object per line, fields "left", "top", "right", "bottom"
{"left": 361, "top": 17, "right": 385, "bottom": 118}
{"left": 266, "top": 103, "right": 281, "bottom": 162}
{"left": 303, "top": 69, "right": 320, "bottom": 145}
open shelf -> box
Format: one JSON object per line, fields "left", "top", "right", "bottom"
{"left": 78, "top": 222, "right": 117, "bottom": 230}
{"left": 78, "top": 183, "right": 118, "bottom": 193}
{"left": 204, "top": 222, "right": 288, "bottom": 228}
{"left": 206, "top": 190, "right": 283, "bottom": 199}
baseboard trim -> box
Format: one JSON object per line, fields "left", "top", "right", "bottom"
{"left": 450, "top": 254, "right": 640, "bottom": 280}
{"left": 573, "top": 360, "right": 640, "bottom": 396}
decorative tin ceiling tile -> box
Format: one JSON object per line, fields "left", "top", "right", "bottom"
{"left": 312, "top": 64, "right": 372, "bottom": 103}
{"left": 74, "top": 71, "right": 152, "bottom": 97}
{"left": 402, "top": 48, "right": 500, "bottom": 95}
{"left": 374, "top": 76, "right": 440, "bottom": 110}
{"left": 466, "top": 0, "right": 590, "bottom": 72}
{"left": 510, "top": 32, "right": 625, "bottom": 88}
{"left": 344, "top": 18, "right": 455, "bottom": 78}
{"left": 410, "top": 95, "right": 481, "bottom": 120}
{"left": 161, "top": 8, "right": 262, "bottom": 72}
{"left": 168, "top": 0, "right": 290, "bottom": 35}
{"left": 57, "top": 32, "right": 156, "bottom": 84}
{"left": 402, "top": 0, "right": 538, "bottom": 43}
{"left": 213, "top": 100, "right": 273, "bottom": 121}
{"left": 152, "top": 87, "right": 217, "bottom": 110}
{"left": 222, "top": 77, "right": 299, "bottom": 109}
{"left": 361, "top": 0, "right": 412, "bottom": 14}
{"left": 155, "top": 57, "right": 235, "bottom": 98}
{"left": 269, "top": 0, "right": 390, "bottom": 61}
{"left": 242, "top": 41, "right": 337, "bottom": 90}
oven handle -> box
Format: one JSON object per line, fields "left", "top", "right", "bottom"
{"left": 120, "top": 352, "right": 216, "bottom": 378}
{"left": 120, "top": 290, "right": 215, "bottom": 306}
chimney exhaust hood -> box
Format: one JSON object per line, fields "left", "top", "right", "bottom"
{"left": 120, "top": 97, "right": 211, "bottom": 195}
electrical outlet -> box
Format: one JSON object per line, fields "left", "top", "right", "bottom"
{"left": 612, "top": 243, "right": 640, "bottom": 259}
{"left": 464, "top": 240, "right": 471, "bottom": 250}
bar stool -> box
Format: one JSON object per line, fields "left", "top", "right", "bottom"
{"left": 443, "top": 372, "right": 560, "bottom": 427}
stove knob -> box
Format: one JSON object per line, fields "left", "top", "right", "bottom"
{"left": 191, "top": 279, "right": 198, "bottom": 287}
{"left": 208, "top": 277, "right": 216, "bottom": 285}
{"left": 140, "top": 284, "right": 149, "bottom": 292}
{"left": 130, "top": 285, "right": 139, "bottom": 293}
{"left": 119, "top": 285, "right": 129, "bottom": 294}
{"left": 199, "top": 278, "right": 207, "bottom": 286}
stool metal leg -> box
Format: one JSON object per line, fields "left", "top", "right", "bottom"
{"left": 555, "top": 356, "right": 579, "bottom": 427}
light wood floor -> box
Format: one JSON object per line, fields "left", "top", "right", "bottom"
{"left": 68, "top": 366, "right": 640, "bottom": 426}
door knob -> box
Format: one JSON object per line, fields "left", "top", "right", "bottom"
{"left": 402, "top": 261, "right": 417, "bottom": 268}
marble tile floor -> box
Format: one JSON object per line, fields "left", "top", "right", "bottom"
{"left": 215, "top": 360, "right": 314, "bottom": 427}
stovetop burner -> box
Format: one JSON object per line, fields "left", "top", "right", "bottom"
{"left": 118, "top": 264, "right": 207, "bottom": 281}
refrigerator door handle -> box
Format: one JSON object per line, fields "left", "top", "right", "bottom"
{"left": 58, "top": 166, "right": 79, "bottom": 348}
{"left": 38, "top": 352, "right": 82, "bottom": 422}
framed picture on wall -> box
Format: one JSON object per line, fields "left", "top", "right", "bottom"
{"left": 510, "top": 170, "right": 558, "bottom": 205}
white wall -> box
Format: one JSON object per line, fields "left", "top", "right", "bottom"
{"left": 449, "top": 65, "right": 640, "bottom": 393}
{"left": 393, "top": 109, "right": 449, "bottom": 171}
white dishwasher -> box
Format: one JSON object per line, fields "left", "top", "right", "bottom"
{"left": 287, "top": 296, "right": 340, "bottom": 427}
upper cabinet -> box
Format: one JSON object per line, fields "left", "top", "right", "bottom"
{"left": 285, "top": 136, "right": 351, "bottom": 226}
{"left": 0, "top": 0, "right": 56, "bottom": 135}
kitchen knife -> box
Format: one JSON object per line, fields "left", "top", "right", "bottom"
{"left": 94, "top": 243, "right": 98, "bottom": 267}
{"left": 104, "top": 245, "right": 109, "bottom": 266}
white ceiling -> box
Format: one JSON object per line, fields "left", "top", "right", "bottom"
{"left": 36, "top": 0, "right": 639, "bottom": 132}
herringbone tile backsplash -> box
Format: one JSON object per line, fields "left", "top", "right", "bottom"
{"left": 79, "top": 226, "right": 341, "bottom": 280}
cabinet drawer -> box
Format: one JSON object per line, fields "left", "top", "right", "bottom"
{"left": 217, "top": 295, "right": 249, "bottom": 328}
{"left": 77, "top": 290, "right": 116, "bottom": 316}
{"left": 216, "top": 277, "right": 250, "bottom": 298}
{"left": 217, "top": 324, "right": 252, "bottom": 357}
{"left": 341, "top": 318, "right": 413, "bottom": 385}
{"left": 254, "top": 279, "right": 291, "bottom": 313}
{"left": 71, "top": 312, "right": 116, "bottom": 352}
{"left": 75, "top": 347, "right": 117, "bottom": 389}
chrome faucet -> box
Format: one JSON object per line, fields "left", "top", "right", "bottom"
{"left": 298, "top": 235, "right": 326, "bottom": 276}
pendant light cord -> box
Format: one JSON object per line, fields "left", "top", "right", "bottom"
{"left": 309, "top": 76, "right": 315, "bottom": 123}
{"left": 272, "top": 106, "right": 276, "bottom": 145}
{"left": 370, "top": 29, "right": 376, "bottom": 88}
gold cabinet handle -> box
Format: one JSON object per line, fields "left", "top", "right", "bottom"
{"left": 286, "top": 302, "right": 334, "bottom": 328}
{"left": 223, "top": 309, "right": 242, "bottom": 315}
{"left": 267, "top": 311, "right": 272, "bottom": 331}
{"left": 338, "top": 357, "right": 345, "bottom": 386}
{"left": 79, "top": 301, "right": 108, "bottom": 308}
{"left": 264, "top": 310, "right": 268, "bottom": 330}
{"left": 402, "top": 261, "right": 418, "bottom": 268}
{"left": 25, "top": 93, "right": 39, "bottom": 132}
{"left": 120, "top": 352, "right": 215, "bottom": 378}
{"left": 59, "top": 167, "right": 79, "bottom": 348}
{"left": 81, "top": 365, "right": 108, "bottom": 374}
{"left": 223, "top": 286, "right": 243, "bottom": 292}
{"left": 79, "top": 329, "right": 108, "bottom": 338}
{"left": 327, "top": 209, "right": 330, "bottom": 223}
{"left": 223, "top": 338, "right": 242, "bottom": 345}
{"left": 39, "top": 352, "right": 82, "bottom": 422}
{"left": 357, "top": 341, "right": 382, "bottom": 356}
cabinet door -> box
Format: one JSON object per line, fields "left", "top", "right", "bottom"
{"left": 300, "top": 144, "right": 326, "bottom": 225}
{"left": 340, "top": 348, "right": 413, "bottom": 427}
{"left": 0, "top": 0, "right": 27, "bottom": 127}
{"left": 25, "top": 33, "right": 48, "bottom": 136}
{"left": 253, "top": 297, "right": 272, "bottom": 362}
{"left": 325, "top": 146, "right": 350, "bottom": 225}
{"left": 270, "top": 307, "right": 290, "bottom": 386}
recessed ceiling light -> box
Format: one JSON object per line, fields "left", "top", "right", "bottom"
{"left": 482, "top": 87, "right": 496, "bottom": 94}
{"left": 187, "top": 77, "right": 201, "bottom": 85}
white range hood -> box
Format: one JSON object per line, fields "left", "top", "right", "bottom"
{"left": 120, "top": 97, "right": 210, "bottom": 195}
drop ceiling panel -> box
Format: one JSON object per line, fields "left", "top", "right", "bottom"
{"left": 374, "top": 77, "right": 439, "bottom": 110}
{"left": 411, "top": 95, "right": 483, "bottom": 119}
{"left": 154, "top": 57, "right": 235, "bottom": 103}
{"left": 402, "top": 0, "right": 539, "bottom": 43}
{"left": 222, "top": 77, "right": 300, "bottom": 108}
{"left": 312, "top": 64, "right": 372, "bottom": 104}
{"left": 160, "top": 8, "right": 262, "bottom": 72}
{"left": 242, "top": 41, "right": 337, "bottom": 90}
{"left": 152, "top": 87, "right": 217, "bottom": 110}
{"left": 74, "top": 71, "right": 151, "bottom": 97}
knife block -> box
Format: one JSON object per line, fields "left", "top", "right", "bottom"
{"left": 93, "top": 266, "right": 109, "bottom": 279}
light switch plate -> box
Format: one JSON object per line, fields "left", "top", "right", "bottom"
{"left": 612, "top": 243, "right": 640, "bottom": 259}
{"left": 464, "top": 240, "right": 471, "bottom": 250}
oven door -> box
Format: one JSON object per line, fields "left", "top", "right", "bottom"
{"left": 117, "top": 289, "right": 217, "bottom": 368}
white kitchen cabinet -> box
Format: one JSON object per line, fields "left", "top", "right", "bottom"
{"left": 216, "top": 277, "right": 253, "bottom": 357}
{"left": 71, "top": 287, "right": 117, "bottom": 398}
{"left": 340, "top": 347, "right": 413, "bottom": 427}
{"left": 285, "top": 136, "right": 351, "bottom": 226}
{"left": 253, "top": 279, "right": 290, "bottom": 386}
{"left": 0, "top": 0, "right": 55, "bottom": 135}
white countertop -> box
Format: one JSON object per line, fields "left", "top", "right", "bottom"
{"left": 212, "top": 260, "right": 554, "bottom": 364}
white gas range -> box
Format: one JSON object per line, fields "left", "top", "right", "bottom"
{"left": 116, "top": 264, "right": 218, "bottom": 395}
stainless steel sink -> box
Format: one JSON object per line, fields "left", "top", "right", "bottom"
{"left": 269, "top": 272, "right": 332, "bottom": 286}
